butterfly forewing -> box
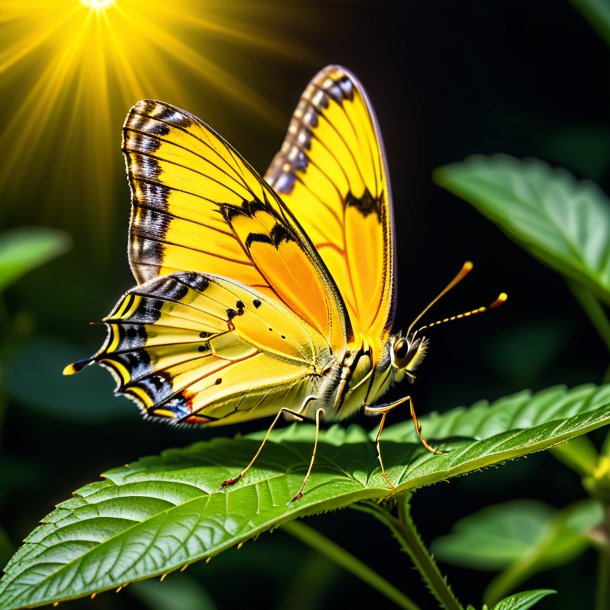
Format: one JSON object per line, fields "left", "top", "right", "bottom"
{"left": 123, "top": 100, "right": 349, "bottom": 349}
{"left": 96, "top": 272, "right": 331, "bottom": 425}
{"left": 265, "top": 66, "right": 395, "bottom": 353}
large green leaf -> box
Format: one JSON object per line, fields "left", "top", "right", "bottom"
{"left": 433, "top": 155, "right": 610, "bottom": 301}
{"left": 0, "top": 228, "right": 70, "bottom": 292}
{"left": 1, "top": 384, "right": 610, "bottom": 609}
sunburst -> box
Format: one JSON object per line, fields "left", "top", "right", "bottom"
{"left": 1, "top": 1, "right": 312, "bottom": 246}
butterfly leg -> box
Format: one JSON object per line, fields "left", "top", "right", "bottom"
{"left": 407, "top": 396, "right": 443, "bottom": 455}
{"left": 289, "top": 407, "right": 325, "bottom": 503}
{"left": 365, "top": 395, "right": 442, "bottom": 489}
{"left": 366, "top": 396, "right": 409, "bottom": 489}
{"left": 220, "top": 406, "right": 306, "bottom": 489}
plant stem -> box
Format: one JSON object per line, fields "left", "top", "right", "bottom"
{"left": 596, "top": 505, "right": 610, "bottom": 610}
{"left": 355, "top": 497, "right": 463, "bottom": 610}
{"left": 281, "top": 520, "right": 421, "bottom": 610}
{"left": 568, "top": 281, "right": 610, "bottom": 354}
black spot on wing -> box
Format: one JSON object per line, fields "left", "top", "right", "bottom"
{"left": 244, "top": 232, "right": 272, "bottom": 248}
{"left": 220, "top": 198, "right": 268, "bottom": 222}
{"left": 245, "top": 223, "right": 294, "bottom": 249}
{"left": 269, "top": 224, "right": 293, "bottom": 246}
{"left": 345, "top": 188, "right": 383, "bottom": 220}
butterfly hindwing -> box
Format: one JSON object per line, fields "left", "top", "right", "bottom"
{"left": 265, "top": 66, "right": 395, "bottom": 353}
{"left": 93, "top": 271, "right": 332, "bottom": 426}
{"left": 123, "top": 100, "right": 349, "bottom": 348}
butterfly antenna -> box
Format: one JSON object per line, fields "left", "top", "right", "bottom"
{"left": 407, "top": 261, "right": 475, "bottom": 337}
{"left": 415, "top": 292, "right": 507, "bottom": 335}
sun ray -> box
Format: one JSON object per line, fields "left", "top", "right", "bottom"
{"left": 0, "top": 0, "right": 311, "bottom": 248}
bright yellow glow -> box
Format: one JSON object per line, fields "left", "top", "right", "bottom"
{"left": 81, "top": 0, "right": 115, "bottom": 9}
{"left": 1, "top": 1, "right": 312, "bottom": 247}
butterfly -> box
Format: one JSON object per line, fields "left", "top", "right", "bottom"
{"left": 65, "top": 65, "right": 506, "bottom": 501}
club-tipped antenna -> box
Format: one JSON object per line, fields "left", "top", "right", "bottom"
{"left": 414, "top": 292, "right": 507, "bottom": 336}
{"left": 407, "top": 261, "right": 475, "bottom": 337}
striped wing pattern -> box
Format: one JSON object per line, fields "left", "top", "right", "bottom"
{"left": 69, "top": 99, "right": 355, "bottom": 424}
{"left": 69, "top": 66, "right": 396, "bottom": 428}
{"left": 266, "top": 66, "right": 395, "bottom": 355}
{"left": 93, "top": 271, "right": 332, "bottom": 425}
{"left": 124, "top": 100, "right": 348, "bottom": 349}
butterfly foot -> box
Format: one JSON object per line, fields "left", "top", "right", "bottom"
{"left": 220, "top": 474, "right": 242, "bottom": 488}
{"left": 287, "top": 491, "right": 303, "bottom": 504}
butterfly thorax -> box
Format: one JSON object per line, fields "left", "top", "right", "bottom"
{"left": 306, "top": 330, "right": 429, "bottom": 423}
{"left": 301, "top": 333, "right": 393, "bottom": 422}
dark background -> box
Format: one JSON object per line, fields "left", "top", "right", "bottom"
{"left": 2, "top": 1, "right": 609, "bottom": 608}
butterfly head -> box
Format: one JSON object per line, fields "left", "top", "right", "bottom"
{"left": 388, "top": 262, "right": 507, "bottom": 384}
{"left": 390, "top": 333, "right": 428, "bottom": 383}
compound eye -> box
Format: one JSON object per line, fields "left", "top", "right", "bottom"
{"left": 394, "top": 338, "right": 409, "bottom": 362}
{"left": 393, "top": 337, "right": 416, "bottom": 368}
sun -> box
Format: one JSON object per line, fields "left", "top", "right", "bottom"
{"left": 80, "top": 0, "right": 115, "bottom": 9}
{"left": 1, "top": 1, "right": 311, "bottom": 246}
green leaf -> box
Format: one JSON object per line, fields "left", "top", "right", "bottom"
{"left": 432, "top": 499, "right": 601, "bottom": 572}
{"left": 432, "top": 501, "right": 557, "bottom": 570}
{"left": 571, "top": 0, "right": 610, "bottom": 48}
{"left": 0, "top": 228, "right": 70, "bottom": 292}
{"left": 484, "top": 500, "right": 600, "bottom": 605}
{"left": 433, "top": 155, "right": 610, "bottom": 302}
{"left": 1, "top": 384, "right": 610, "bottom": 609}
{"left": 491, "top": 589, "right": 555, "bottom": 610}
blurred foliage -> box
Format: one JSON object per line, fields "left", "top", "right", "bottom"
{"left": 434, "top": 156, "right": 610, "bottom": 303}
{"left": 3, "top": 336, "right": 129, "bottom": 423}
{"left": 0, "top": 228, "right": 70, "bottom": 293}
{"left": 129, "top": 574, "right": 217, "bottom": 610}
{"left": 433, "top": 499, "right": 601, "bottom": 605}
{"left": 1, "top": 1, "right": 610, "bottom": 610}
{"left": 571, "top": 0, "right": 610, "bottom": 48}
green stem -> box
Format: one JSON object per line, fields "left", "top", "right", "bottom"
{"left": 568, "top": 281, "right": 610, "bottom": 355}
{"left": 595, "top": 505, "right": 610, "bottom": 610}
{"left": 355, "top": 497, "right": 463, "bottom": 610}
{"left": 281, "top": 520, "right": 420, "bottom": 610}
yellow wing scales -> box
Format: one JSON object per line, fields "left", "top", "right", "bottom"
{"left": 124, "top": 100, "right": 349, "bottom": 349}
{"left": 68, "top": 66, "right": 400, "bottom": 430}
{"left": 92, "top": 272, "right": 332, "bottom": 426}
{"left": 265, "top": 66, "right": 395, "bottom": 354}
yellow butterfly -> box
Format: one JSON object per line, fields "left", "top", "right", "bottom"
{"left": 65, "top": 65, "right": 505, "bottom": 501}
